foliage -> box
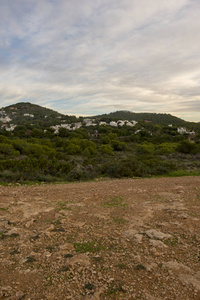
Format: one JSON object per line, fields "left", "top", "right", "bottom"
{"left": 0, "top": 102, "right": 200, "bottom": 183}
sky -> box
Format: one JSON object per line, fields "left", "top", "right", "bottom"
{"left": 0, "top": 0, "right": 200, "bottom": 121}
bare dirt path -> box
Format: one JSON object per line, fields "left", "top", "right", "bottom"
{"left": 0, "top": 177, "right": 200, "bottom": 300}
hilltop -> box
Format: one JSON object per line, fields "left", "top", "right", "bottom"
{"left": 0, "top": 102, "right": 200, "bottom": 130}
{"left": 96, "top": 110, "right": 188, "bottom": 127}
{"left": 1, "top": 102, "right": 78, "bottom": 127}
{"left": 4, "top": 102, "right": 63, "bottom": 117}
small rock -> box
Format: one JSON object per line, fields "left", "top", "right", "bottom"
{"left": 146, "top": 229, "right": 172, "bottom": 240}
{"left": 149, "top": 239, "right": 168, "bottom": 248}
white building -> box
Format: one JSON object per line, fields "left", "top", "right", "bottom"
{"left": 24, "top": 113, "right": 34, "bottom": 117}
{"left": 110, "top": 121, "right": 118, "bottom": 127}
{"left": 177, "top": 127, "right": 195, "bottom": 135}
{"left": 99, "top": 121, "right": 108, "bottom": 126}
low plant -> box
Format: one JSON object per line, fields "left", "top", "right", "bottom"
{"left": 103, "top": 196, "right": 126, "bottom": 207}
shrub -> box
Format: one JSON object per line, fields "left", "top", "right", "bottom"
{"left": 177, "top": 140, "right": 198, "bottom": 154}
{"left": 99, "top": 145, "right": 113, "bottom": 155}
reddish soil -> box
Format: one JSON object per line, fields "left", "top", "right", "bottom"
{"left": 0, "top": 177, "right": 200, "bottom": 300}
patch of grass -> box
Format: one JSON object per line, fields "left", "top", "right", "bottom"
{"left": 0, "top": 207, "right": 9, "bottom": 211}
{"left": 66, "top": 234, "right": 76, "bottom": 242}
{"left": 168, "top": 169, "right": 200, "bottom": 177}
{"left": 74, "top": 241, "right": 104, "bottom": 253}
{"left": 10, "top": 233, "right": 19, "bottom": 238}
{"left": 117, "top": 263, "right": 128, "bottom": 269}
{"left": 64, "top": 253, "right": 73, "bottom": 258}
{"left": 10, "top": 249, "right": 20, "bottom": 255}
{"left": 164, "top": 236, "right": 178, "bottom": 246}
{"left": 85, "top": 283, "right": 95, "bottom": 290}
{"left": 0, "top": 234, "right": 7, "bottom": 240}
{"left": 59, "top": 266, "right": 70, "bottom": 272}
{"left": 0, "top": 233, "right": 19, "bottom": 240}
{"left": 112, "top": 217, "right": 126, "bottom": 224}
{"left": 134, "top": 264, "right": 146, "bottom": 270}
{"left": 26, "top": 256, "right": 36, "bottom": 263}
{"left": 30, "top": 234, "right": 40, "bottom": 242}
{"left": 52, "top": 227, "right": 65, "bottom": 232}
{"left": 103, "top": 196, "right": 126, "bottom": 208}
{"left": 56, "top": 201, "right": 72, "bottom": 211}
{"left": 52, "top": 219, "right": 62, "bottom": 226}
{"left": 92, "top": 256, "right": 103, "bottom": 262}
{"left": 106, "top": 281, "right": 125, "bottom": 296}
{"left": 0, "top": 182, "right": 10, "bottom": 186}
{"left": 46, "top": 245, "right": 54, "bottom": 253}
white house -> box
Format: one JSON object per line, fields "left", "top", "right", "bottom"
{"left": 110, "top": 121, "right": 118, "bottom": 127}
{"left": 177, "top": 127, "right": 195, "bottom": 135}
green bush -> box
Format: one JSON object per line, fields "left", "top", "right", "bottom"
{"left": 0, "top": 143, "right": 20, "bottom": 157}
{"left": 136, "top": 142, "right": 155, "bottom": 155}
{"left": 99, "top": 145, "right": 114, "bottom": 155}
{"left": 177, "top": 140, "right": 198, "bottom": 154}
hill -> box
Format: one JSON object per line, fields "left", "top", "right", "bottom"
{"left": 1, "top": 102, "right": 200, "bottom": 130}
{"left": 4, "top": 102, "right": 62, "bottom": 117}
{"left": 2, "top": 102, "right": 78, "bottom": 127}
{"left": 96, "top": 110, "right": 187, "bottom": 126}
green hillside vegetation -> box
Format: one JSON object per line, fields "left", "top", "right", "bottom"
{"left": 96, "top": 110, "right": 200, "bottom": 130}
{"left": 0, "top": 102, "right": 200, "bottom": 183}
{"left": 3, "top": 102, "right": 78, "bottom": 127}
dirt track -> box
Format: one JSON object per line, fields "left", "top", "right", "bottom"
{"left": 0, "top": 177, "right": 200, "bottom": 300}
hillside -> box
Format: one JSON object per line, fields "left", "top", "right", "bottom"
{"left": 2, "top": 102, "right": 78, "bottom": 127}
{"left": 0, "top": 177, "right": 200, "bottom": 299}
{"left": 96, "top": 111, "right": 188, "bottom": 126}
{"left": 1, "top": 102, "right": 200, "bottom": 129}
{"left": 4, "top": 102, "right": 62, "bottom": 117}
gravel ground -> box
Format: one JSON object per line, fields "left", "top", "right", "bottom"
{"left": 0, "top": 176, "right": 200, "bottom": 300}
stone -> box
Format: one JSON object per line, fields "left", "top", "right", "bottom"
{"left": 146, "top": 229, "right": 172, "bottom": 240}
{"left": 149, "top": 239, "right": 168, "bottom": 248}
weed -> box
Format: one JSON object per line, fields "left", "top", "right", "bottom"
{"left": 103, "top": 196, "right": 126, "bottom": 207}
{"left": 10, "top": 233, "right": 19, "bottom": 238}
{"left": 59, "top": 266, "right": 70, "bottom": 272}
{"left": 117, "top": 263, "right": 128, "bottom": 269}
{"left": 112, "top": 217, "right": 126, "bottom": 224}
{"left": 30, "top": 234, "right": 40, "bottom": 242}
{"left": 164, "top": 236, "right": 178, "bottom": 246}
{"left": 52, "top": 219, "right": 62, "bottom": 226}
{"left": 85, "top": 283, "right": 94, "bottom": 290}
{"left": 134, "top": 264, "right": 146, "bottom": 270}
{"left": 106, "top": 281, "right": 125, "bottom": 296}
{"left": 10, "top": 249, "right": 20, "bottom": 255}
{"left": 45, "top": 276, "right": 54, "bottom": 286}
{"left": 52, "top": 227, "right": 65, "bottom": 232}
{"left": 92, "top": 256, "right": 103, "bottom": 262}
{"left": 0, "top": 207, "right": 8, "bottom": 211}
{"left": 64, "top": 253, "right": 73, "bottom": 258}
{"left": 74, "top": 241, "right": 104, "bottom": 253}
{"left": 56, "top": 201, "right": 72, "bottom": 211}
{"left": 26, "top": 256, "right": 36, "bottom": 263}
{"left": 46, "top": 245, "right": 54, "bottom": 253}
{"left": 67, "top": 234, "right": 76, "bottom": 242}
{"left": 0, "top": 233, "right": 19, "bottom": 240}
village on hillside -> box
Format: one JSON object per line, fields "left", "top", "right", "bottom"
{"left": 0, "top": 108, "right": 196, "bottom": 135}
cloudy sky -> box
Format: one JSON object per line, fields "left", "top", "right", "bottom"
{"left": 0, "top": 0, "right": 200, "bottom": 121}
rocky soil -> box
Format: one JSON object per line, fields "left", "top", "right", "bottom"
{"left": 0, "top": 177, "right": 200, "bottom": 300}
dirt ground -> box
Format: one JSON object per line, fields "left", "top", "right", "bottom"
{"left": 0, "top": 177, "right": 200, "bottom": 300}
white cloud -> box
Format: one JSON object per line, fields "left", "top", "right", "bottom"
{"left": 0, "top": 0, "right": 200, "bottom": 121}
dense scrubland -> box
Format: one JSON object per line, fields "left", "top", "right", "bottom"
{"left": 0, "top": 103, "right": 200, "bottom": 183}
{"left": 1, "top": 123, "right": 200, "bottom": 183}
